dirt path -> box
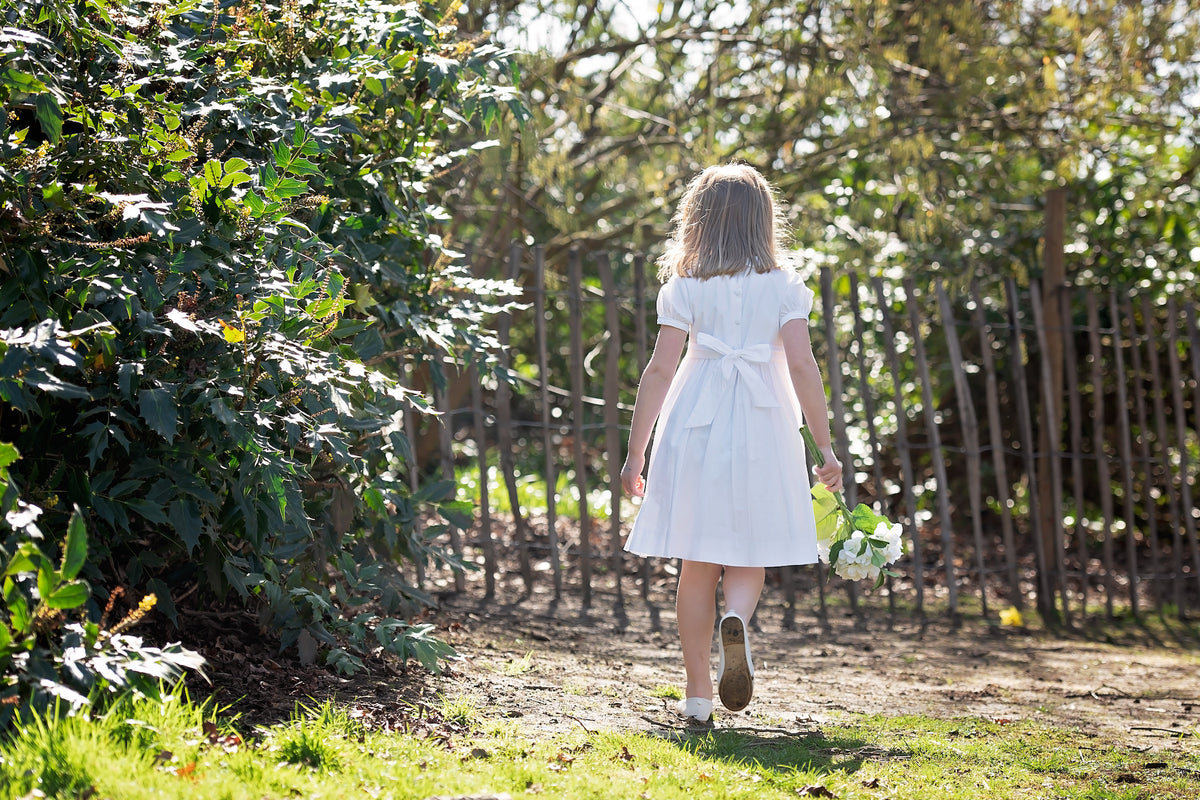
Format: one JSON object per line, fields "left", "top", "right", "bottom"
{"left": 434, "top": 582, "right": 1200, "bottom": 748}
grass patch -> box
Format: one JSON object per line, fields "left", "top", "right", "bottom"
{"left": 651, "top": 685, "right": 684, "bottom": 700}
{"left": 2, "top": 696, "right": 1197, "bottom": 799}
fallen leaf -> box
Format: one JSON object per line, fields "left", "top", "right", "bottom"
{"left": 861, "top": 777, "right": 880, "bottom": 788}
{"left": 797, "top": 785, "right": 836, "bottom": 798}
{"left": 616, "top": 745, "right": 634, "bottom": 762}
{"left": 999, "top": 606, "right": 1023, "bottom": 627}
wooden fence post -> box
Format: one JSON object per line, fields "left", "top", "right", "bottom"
{"left": 1008, "top": 278, "right": 1050, "bottom": 618}
{"left": 1061, "top": 288, "right": 1090, "bottom": 618}
{"left": 568, "top": 247, "right": 593, "bottom": 608}
{"left": 471, "top": 365, "right": 496, "bottom": 600}
{"left": 849, "top": 274, "right": 893, "bottom": 616}
{"left": 821, "top": 268, "right": 857, "bottom": 622}
{"left": 970, "top": 281, "right": 1022, "bottom": 607}
{"left": 1126, "top": 299, "right": 1161, "bottom": 610}
{"left": 633, "top": 253, "right": 653, "bottom": 602}
{"left": 1165, "top": 298, "right": 1200, "bottom": 615}
{"left": 906, "top": 277, "right": 959, "bottom": 622}
{"left": 533, "top": 246, "right": 563, "bottom": 599}
{"left": 1085, "top": 293, "right": 1115, "bottom": 617}
{"left": 873, "top": 277, "right": 924, "bottom": 615}
{"left": 937, "top": 280, "right": 989, "bottom": 619}
{"left": 1109, "top": 294, "right": 1140, "bottom": 616}
{"left": 436, "top": 359, "right": 466, "bottom": 593}
{"left": 496, "top": 242, "right": 533, "bottom": 595}
{"left": 403, "top": 363, "right": 425, "bottom": 590}
{"left": 597, "top": 253, "right": 625, "bottom": 611}
{"left": 1141, "top": 296, "right": 1184, "bottom": 615}
{"left": 1030, "top": 283, "right": 1069, "bottom": 623}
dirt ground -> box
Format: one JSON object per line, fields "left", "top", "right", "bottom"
{"left": 180, "top": 556, "right": 1200, "bottom": 756}
{"left": 428, "top": 572, "right": 1200, "bottom": 751}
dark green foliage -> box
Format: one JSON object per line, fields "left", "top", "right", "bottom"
{"left": 0, "top": 444, "right": 206, "bottom": 730}
{"left": 0, "top": 0, "right": 522, "bottom": 702}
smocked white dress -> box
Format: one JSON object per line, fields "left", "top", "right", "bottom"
{"left": 623, "top": 268, "right": 819, "bottom": 567}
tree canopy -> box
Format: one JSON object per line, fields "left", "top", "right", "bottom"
{"left": 454, "top": 0, "right": 1199, "bottom": 294}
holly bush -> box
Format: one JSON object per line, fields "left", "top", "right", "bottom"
{"left": 0, "top": 0, "right": 522, "bottom": 701}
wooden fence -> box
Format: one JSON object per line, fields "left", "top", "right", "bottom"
{"left": 409, "top": 245, "right": 1200, "bottom": 626}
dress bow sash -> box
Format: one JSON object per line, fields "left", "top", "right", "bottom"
{"left": 683, "top": 332, "right": 780, "bottom": 428}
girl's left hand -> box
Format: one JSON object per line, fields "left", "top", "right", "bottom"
{"left": 814, "top": 449, "right": 844, "bottom": 493}
{"left": 621, "top": 455, "right": 646, "bottom": 497}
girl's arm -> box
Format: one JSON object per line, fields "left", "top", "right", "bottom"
{"left": 621, "top": 325, "right": 688, "bottom": 497}
{"left": 781, "top": 318, "right": 845, "bottom": 492}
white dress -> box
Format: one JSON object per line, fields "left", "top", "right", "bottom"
{"left": 623, "top": 268, "right": 819, "bottom": 568}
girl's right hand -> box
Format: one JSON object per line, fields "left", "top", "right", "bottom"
{"left": 621, "top": 455, "right": 646, "bottom": 497}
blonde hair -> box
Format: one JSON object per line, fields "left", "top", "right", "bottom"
{"left": 656, "top": 163, "right": 790, "bottom": 281}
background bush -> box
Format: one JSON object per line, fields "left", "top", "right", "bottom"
{"left": 0, "top": 0, "right": 522, "bottom": 712}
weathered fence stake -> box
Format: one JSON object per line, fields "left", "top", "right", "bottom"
{"left": 471, "top": 365, "right": 496, "bottom": 600}
{"left": 822, "top": 268, "right": 858, "bottom": 623}
{"left": 633, "top": 253, "right": 652, "bottom": 601}
{"left": 1165, "top": 298, "right": 1200, "bottom": 616}
{"left": 849, "top": 274, "right": 894, "bottom": 616}
{"left": 436, "top": 360, "right": 466, "bottom": 594}
{"left": 1008, "top": 278, "right": 1049, "bottom": 617}
{"left": 597, "top": 253, "right": 625, "bottom": 609}
{"left": 1142, "top": 296, "right": 1184, "bottom": 616}
{"left": 1125, "top": 300, "right": 1161, "bottom": 611}
{"left": 907, "top": 277, "right": 959, "bottom": 622}
{"left": 873, "top": 277, "right": 924, "bottom": 615}
{"left": 497, "top": 242, "right": 533, "bottom": 595}
{"left": 1085, "top": 294, "right": 1115, "bottom": 617}
{"left": 1061, "top": 288, "right": 1090, "bottom": 618}
{"left": 534, "top": 246, "right": 563, "bottom": 599}
{"left": 568, "top": 247, "right": 593, "bottom": 608}
{"left": 970, "top": 281, "right": 1022, "bottom": 607}
{"left": 1109, "top": 294, "right": 1140, "bottom": 615}
{"left": 1030, "top": 283, "right": 1069, "bottom": 624}
{"left": 937, "top": 279, "right": 989, "bottom": 619}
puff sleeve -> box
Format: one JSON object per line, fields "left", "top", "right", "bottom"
{"left": 656, "top": 278, "right": 691, "bottom": 331}
{"left": 779, "top": 272, "right": 815, "bottom": 324}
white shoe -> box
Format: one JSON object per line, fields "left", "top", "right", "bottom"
{"left": 675, "top": 697, "right": 713, "bottom": 723}
{"left": 716, "top": 612, "right": 754, "bottom": 712}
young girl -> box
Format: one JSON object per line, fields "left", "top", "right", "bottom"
{"left": 620, "top": 163, "right": 844, "bottom": 724}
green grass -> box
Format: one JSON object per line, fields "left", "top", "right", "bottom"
{"left": 3, "top": 694, "right": 1198, "bottom": 799}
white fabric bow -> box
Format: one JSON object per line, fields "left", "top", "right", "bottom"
{"left": 683, "top": 332, "right": 779, "bottom": 428}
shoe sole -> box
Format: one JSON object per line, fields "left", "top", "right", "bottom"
{"left": 717, "top": 615, "right": 753, "bottom": 711}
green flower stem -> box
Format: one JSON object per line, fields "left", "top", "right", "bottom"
{"left": 800, "top": 425, "right": 852, "bottom": 517}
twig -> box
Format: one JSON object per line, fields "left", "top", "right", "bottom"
{"left": 1129, "top": 726, "right": 1198, "bottom": 738}
{"left": 564, "top": 714, "right": 593, "bottom": 734}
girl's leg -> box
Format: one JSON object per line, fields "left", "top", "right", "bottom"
{"left": 721, "top": 566, "right": 766, "bottom": 621}
{"left": 715, "top": 565, "right": 766, "bottom": 712}
{"left": 676, "top": 560, "right": 722, "bottom": 699}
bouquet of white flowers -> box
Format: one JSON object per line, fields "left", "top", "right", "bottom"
{"left": 801, "top": 427, "right": 905, "bottom": 588}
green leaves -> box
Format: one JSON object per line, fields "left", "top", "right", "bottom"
{"left": 0, "top": 0, "right": 521, "bottom": 700}
{"left": 61, "top": 508, "right": 87, "bottom": 580}
{"left": 34, "top": 93, "right": 63, "bottom": 142}
{"left": 138, "top": 387, "right": 177, "bottom": 440}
